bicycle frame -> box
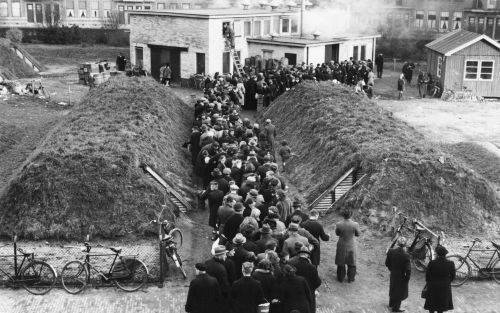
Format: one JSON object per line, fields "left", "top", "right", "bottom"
{"left": 80, "top": 243, "right": 122, "bottom": 283}
{"left": 458, "top": 241, "right": 500, "bottom": 272}
{"left": 0, "top": 240, "right": 32, "bottom": 282}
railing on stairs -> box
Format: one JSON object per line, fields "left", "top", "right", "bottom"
{"left": 308, "top": 167, "right": 367, "bottom": 213}
{"left": 10, "top": 44, "right": 46, "bottom": 73}
{"left": 140, "top": 163, "right": 193, "bottom": 213}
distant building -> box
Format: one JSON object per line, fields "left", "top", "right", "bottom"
{"left": 128, "top": 8, "right": 379, "bottom": 82}
{"left": 426, "top": 29, "right": 500, "bottom": 97}
{"left": 463, "top": 0, "right": 500, "bottom": 40}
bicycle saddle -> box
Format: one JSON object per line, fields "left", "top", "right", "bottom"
{"left": 415, "top": 224, "right": 425, "bottom": 232}
{"left": 17, "top": 248, "right": 33, "bottom": 255}
{"left": 110, "top": 247, "right": 122, "bottom": 253}
{"left": 491, "top": 241, "right": 500, "bottom": 250}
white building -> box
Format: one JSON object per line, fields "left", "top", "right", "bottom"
{"left": 128, "top": 7, "right": 380, "bottom": 82}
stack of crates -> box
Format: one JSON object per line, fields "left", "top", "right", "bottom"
{"left": 78, "top": 63, "right": 92, "bottom": 85}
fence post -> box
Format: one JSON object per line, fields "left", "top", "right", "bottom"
{"left": 158, "top": 241, "right": 165, "bottom": 287}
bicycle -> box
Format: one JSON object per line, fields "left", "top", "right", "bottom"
{"left": 0, "top": 235, "right": 57, "bottom": 295}
{"left": 447, "top": 238, "right": 500, "bottom": 287}
{"left": 60, "top": 235, "right": 149, "bottom": 294}
{"left": 150, "top": 206, "right": 186, "bottom": 278}
{"left": 387, "top": 208, "right": 443, "bottom": 272}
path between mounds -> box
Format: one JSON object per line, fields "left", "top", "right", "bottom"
{"left": 169, "top": 86, "right": 500, "bottom": 313}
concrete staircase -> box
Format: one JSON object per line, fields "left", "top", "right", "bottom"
{"left": 9, "top": 44, "right": 46, "bottom": 73}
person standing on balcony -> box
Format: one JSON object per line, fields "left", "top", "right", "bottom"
{"left": 223, "top": 23, "right": 235, "bottom": 49}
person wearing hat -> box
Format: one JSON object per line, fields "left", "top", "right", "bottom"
{"left": 335, "top": 209, "right": 360, "bottom": 282}
{"left": 385, "top": 237, "right": 411, "bottom": 313}
{"left": 251, "top": 259, "right": 278, "bottom": 310}
{"left": 265, "top": 206, "right": 286, "bottom": 234}
{"left": 278, "top": 265, "right": 313, "bottom": 313}
{"left": 228, "top": 262, "right": 265, "bottom": 313}
{"left": 264, "top": 119, "right": 277, "bottom": 158}
{"left": 218, "top": 196, "right": 236, "bottom": 234}
{"left": 223, "top": 202, "right": 245, "bottom": 243}
{"left": 284, "top": 200, "right": 309, "bottom": 227}
{"left": 256, "top": 224, "right": 279, "bottom": 253}
{"left": 288, "top": 246, "right": 322, "bottom": 313}
{"left": 282, "top": 223, "right": 309, "bottom": 258}
{"left": 276, "top": 190, "right": 293, "bottom": 223}
{"left": 301, "top": 209, "right": 330, "bottom": 266}
{"left": 228, "top": 234, "right": 256, "bottom": 280}
{"left": 226, "top": 183, "right": 242, "bottom": 203}
{"left": 200, "top": 181, "right": 225, "bottom": 233}
{"left": 424, "top": 245, "right": 455, "bottom": 313}
{"left": 205, "top": 245, "right": 232, "bottom": 301}
{"left": 185, "top": 263, "right": 222, "bottom": 313}
{"left": 211, "top": 168, "right": 230, "bottom": 195}
{"left": 256, "top": 155, "right": 273, "bottom": 184}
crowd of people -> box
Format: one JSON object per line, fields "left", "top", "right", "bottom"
{"left": 182, "top": 70, "right": 457, "bottom": 313}
{"left": 397, "top": 61, "right": 443, "bottom": 100}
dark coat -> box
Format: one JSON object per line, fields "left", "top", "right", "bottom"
{"left": 385, "top": 247, "right": 411, "bottom": 302}
{"left": 288, "top": 256, "right": 321, "bottom": 313}
{"left": 278, "top": 275, "right": 312, "bottom": 313}
{"left": 205, "top": 258, "right": 231, "bottom": 298}
{"left": 251, "top": 270, "right": 278, "bottom": 301}
{"left": 300, "top": 219, "right": 329, "bottom": 266}
{"left": 185, "top": 273, "right": 222, "bottom": 313}
{"left": 201, "top": 189, "right": 225, "bottom": 228}
{"left": 223, "top": 213, "right": 244, "bottom": 242}
{"left": 229, "top": 245, "right": 256, "bottom": 280}
{"left": 229, "top": 276, "right": 264, "bottom": 313}
{"left": 335, "top": 218, "right": 360, "bottom": 266}
{"left": 424, "top": 258, "right": 455, "bottom": 311}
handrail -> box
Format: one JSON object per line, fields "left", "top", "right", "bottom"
{"left": 11, "top": 43, "right": 46, "bottom": 72}
{"left": 308, "top": 167, "right": 354, "bottom": 210}
{"left": 327, "top": 174, "right": 367, "bottom": 212}
{"left": 140, "top": 163, "right": 193, "bottom": 212}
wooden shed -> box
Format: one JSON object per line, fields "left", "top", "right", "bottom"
{"left": 425, "top": 30, "right": 500, "bottom": 97}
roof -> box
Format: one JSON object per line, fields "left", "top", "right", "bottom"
{"left": 128, "top": 8, "right": 297, "bottom": 19}
{"left": 247, "top": 33, "right": 381, "bottom": 48}
{"left": 425, "top": 30, "right": 500, "bottom": 56}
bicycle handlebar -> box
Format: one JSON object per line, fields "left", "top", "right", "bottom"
{"left": 473, "top": 238, "right": 482, "bottom": 243}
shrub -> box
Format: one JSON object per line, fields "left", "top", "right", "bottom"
{"left": 5, "top": 28, "right": 23, "bottom": 43}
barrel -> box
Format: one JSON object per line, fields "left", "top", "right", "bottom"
{"left": 257, "top": 303, "right": 270, "bottom": 313}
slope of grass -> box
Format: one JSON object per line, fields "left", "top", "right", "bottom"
{"left": 264, "top": 81, "right": 500, "bottom": 235}
{"left": 0, "top": 45, "right": 38, "bottom": 78}
{"left": 0, "top": 76, "right": 194, "bottom": 240}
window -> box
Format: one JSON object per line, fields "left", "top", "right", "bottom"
{"left": 487, "top": 17, "right": 494, "bottom": 26}
{"left": 361, "top": 45, "right": 366, "bottom": 60}
{"left": 281, "top": 18, "right": 290, "bottom": 33}
{"left": 182, "top": 3, "right": 190, "bottom": 9}
{"left": 103, "top": 1, "right": 111, "bottom": 18}
{"left": 53, "top": 3, "right": 60, "bottom": 22}
{"left": 157, "top": 3, "right": 165, "bottom": 9}
{"left": 415, "top": 10, "right": 424, "bottom": 28}
{"left": 90, "top": 1, "right": 98, "bottom": 18}
{"left": 144, "top": 5, "right": 151, "bottom": 10}
{"left": 478, "top": 17, "right": 485, "bottom": 27}
{"left": 273, "top": 16, "right": 280, "bottom": 34}
{"left": 254, "top": 20, "right": 261, "bottom": 36}
{"left": 404, "top": 13, "right": 410, "bottom": 27}
{"left": 66, "top": 0, "right": 74, "bottom": 17}
{"left": 465, "top": 60, "right": 495, "bottom": 80}
{"left": 136, "top": 6, "right": 142, "bottom": 10}
{"left": 169, "top": 3, "right": 178, "bottom": 9}
{"left": 469, "top": 16, "right": 475, "bottom": 24}
{"left": 27, "top": 3, "right": 34, "bottom": 22}
{"left": 440, "top": 12, "right": 449, "bottom": 30}
{"left": 126, "top": 5, "right": 133, "bottom": 10}
{"left": 428, "top": 11, "right": 437, "bottom": 28}
{"left": 353, "top": 46, "right": 359, "bottom": 60}
{"left": 135, "top": 47, "right": 143, "bottom": 67}
{"left": 45, "top": 3, "right": 52, "bottom": 23}
{"left": 291, "top": 16, "right": 298, "bottom": 33}
{"left": 194, "top": 4, "right": 202, "bottom": 9}
{"left": 487, "top": 0, "right": 497, "bottom": 9}
{"left": 437, "top": 56, "right": 442, "bottom": 78}
{"left": 78, "top": 0, "right": 86, "bottom": 18}
{"left": 35, "top": 3, "right": 42, "bottom": 22}
{"left": 263, "top": 20, "right": 271, "bottom": 35}
{"left": 480, "top": 61, "right": 494, "bottom": 80}
{"left": 244, "top": 21, "right": 251, "bottom": 36}
{"left": 234, "top": 21, "right": 242, "bottom": 37}
{"left": 284, "top": 53, "right": 296, "bottom": 66}
{"left": 0, "top": 0, "right": 7, "bottom": 17}
{"left": 11, "top": 0, "right": 21, "bottom": 17}
{"left": 453, "top": 12, "right": 462, "bottom": 30}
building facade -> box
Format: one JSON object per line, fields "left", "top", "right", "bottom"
{"left": 128, "top": 8, "right": 379, "bottom": 82}
{"left": 463, "top": 0, "right": 500, "bottom": 39}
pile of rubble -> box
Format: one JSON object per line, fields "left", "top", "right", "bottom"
{"left": 441, "top": 89, "right": 484, "bottom": 102}
{"left": 0, "top": 77, "right": 25, "bottom": 95}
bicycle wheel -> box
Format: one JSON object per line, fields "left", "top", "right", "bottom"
{"left": 412, "top": 243, "right": 432, "bottom": 272}
{"left": 21, "top": 260, "right": 57, "bottom": 295}
{"left": 447, "top": 255, "right": 471, "bottom": 287}
{"left": 172, "top": 250, "right": 187, "bottom": 279}
{"left": 114, "top": 259, "right": 149, "bottom": 292}
{"left": 61, "top": 260, "right": 88, "bottom": 294}
{"left": 169, "top": 228, "right": 183, "bottom": 250}
{"left": 491, "top": 258, "right": 500, "bottom": 284}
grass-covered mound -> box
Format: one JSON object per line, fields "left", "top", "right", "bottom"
{"left": 0, "top": 45, "right": 38, "bottom": 79}
{"left": 0, "top": 121, "right": 24, "bottom": 154}
{"left": 264, "top": 81, "right": 500, "bottom": 235}
{"left": 0, "top": 76, "right": 194, "bottom": 239}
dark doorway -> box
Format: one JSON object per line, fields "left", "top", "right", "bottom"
{"left": 223, "top": 51, "right": 230, "bottom": 74}
{"left": 361, "top": 45, "right": 366, "bottom": 60}
{"left": 150, "top": 46, "right": 181, "bottom": 82}
{"left": 196, "top": 53, "right": 205, "bottom": 74}
{"left": 284, "top": 53, "right": 297, "bottom": 66}
{"left": 325, "top": 44, "right": 339, "bottom": 62}
{"left": 135, "top": 47, "right": 143, "bottom": 67}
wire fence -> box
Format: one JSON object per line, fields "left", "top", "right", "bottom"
{"left": 0, "top": 240, "right": 162, "bottom": 286}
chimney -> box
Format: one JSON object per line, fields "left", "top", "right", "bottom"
{"left": 241, "top": 0, "right": 250, "bottom": 10}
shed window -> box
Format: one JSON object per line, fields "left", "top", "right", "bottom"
{"left": 465, "top": 60, "right": 495, "bottom": 80}
{"left": 437, "top": 56, "right": 443, "bottom": 78}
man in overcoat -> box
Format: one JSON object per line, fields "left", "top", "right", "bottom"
{"left": 185, "top": 263, "right": 222, "bottom": 313}
{"left": 301, "top": 209, "right": 329, "bottom": 266}
{"left": 205, "top": 246, "right": 232, "bottom": 301}
{"left": 288, "top": 247, "right": 322, "bottom": 313}
{"left": 335, "top": 209, "right": 360, "bottom": 282}
{"left": 229, "top": 262, "right": 265, "bottom": 313}
{"left": 385, "top": 237, "right": 411, "bottom": 312}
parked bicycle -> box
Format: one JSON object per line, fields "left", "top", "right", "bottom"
{"left": 150, "top": 216, "right": 186, "bottom": 279}
{"left": 0, "top": 235, "right": 57, "bottom": 295}
{"left": 388, "top": 209, "right": 444, "bottom": 272}
{"left": 60, "top": 235, "right": 149, "bottom": 294}
{"left": 447, "top": 238, "right": 500, "bottom": 286}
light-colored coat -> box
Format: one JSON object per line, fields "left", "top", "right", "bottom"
{"left": 334, "top": 218, "right": 360, "bottom": 266}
